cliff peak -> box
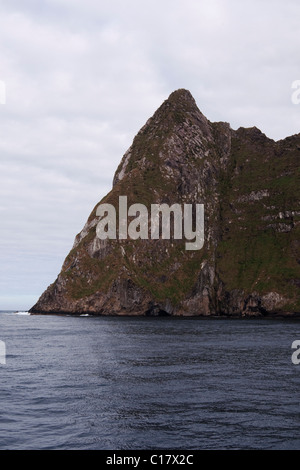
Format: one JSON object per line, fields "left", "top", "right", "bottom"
{"left": 113, "top": 88, "right": 213, "bottom": 186}
{"left": 165, "top": 88, "right": 196, "bottom": 105}
{"left": 154, "top": 88, "right": 204, "bottom": 121}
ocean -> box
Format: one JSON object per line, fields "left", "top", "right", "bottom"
{"left": 0, "top": 311, "right": 299, "bottom": 450}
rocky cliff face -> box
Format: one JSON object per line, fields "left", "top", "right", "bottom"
{"left": 29, "top": 89, "right": 300, "bottom": 317}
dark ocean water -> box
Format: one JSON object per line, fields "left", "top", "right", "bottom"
{"left": 0, "top": 311, "right": 299, "bottom": 450}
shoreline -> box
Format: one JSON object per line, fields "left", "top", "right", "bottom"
{"left": 28, "top": 311, "right": 300, "bottom": 320}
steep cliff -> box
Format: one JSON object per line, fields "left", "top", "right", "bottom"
{"left": 30, "top": 89, "right": 300, "bottom": 316}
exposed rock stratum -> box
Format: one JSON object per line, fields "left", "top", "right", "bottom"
{"left": 30, "top": 89, "right": 300, "bottom": 317}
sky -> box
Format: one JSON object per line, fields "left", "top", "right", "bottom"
{"left": 1, "top": 0, "right": 300, "bottom": 310}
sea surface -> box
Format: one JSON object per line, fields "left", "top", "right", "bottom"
{"left": 0, "top": 311, "right": 299, "bottom": 450}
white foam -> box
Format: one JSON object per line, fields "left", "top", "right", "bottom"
{"left": 14, "top": 311, "right": 30, "bottom": 316}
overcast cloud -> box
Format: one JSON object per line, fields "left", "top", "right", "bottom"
{"left": 1, "top": 0, "right": 300, "bottom": 310}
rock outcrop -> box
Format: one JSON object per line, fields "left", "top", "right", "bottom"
{"left": 30, "top": 89, "right": 300, "bottom": 317}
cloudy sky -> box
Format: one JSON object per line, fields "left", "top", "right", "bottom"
{"left": 1, "top": 0, "right": 300, "bottom": 310}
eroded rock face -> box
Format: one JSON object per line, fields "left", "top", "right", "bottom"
{"left": 30, "top": 89, "right": 300, "bottom": 317}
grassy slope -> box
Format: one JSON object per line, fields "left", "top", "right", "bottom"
{"left": 217, "top": 129, "right": 300, "bottom": 311}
